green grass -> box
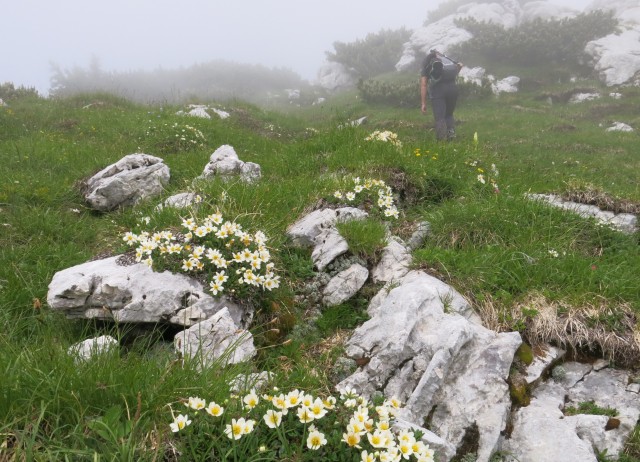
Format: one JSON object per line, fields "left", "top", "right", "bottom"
{"left": 1, "top": 79, "right": 639, "bottom": 460}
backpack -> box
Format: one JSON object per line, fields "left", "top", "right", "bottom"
{"left": 428, "top": 52, "right": 460, "bottom": 83}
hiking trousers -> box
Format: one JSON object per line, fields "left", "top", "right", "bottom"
{"left": 429, "top": 81, "right": 459, "bottom": 140}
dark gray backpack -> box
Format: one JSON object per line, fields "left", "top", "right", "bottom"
{"left": 429, "top": 53, "right": 460, "bottom": 83}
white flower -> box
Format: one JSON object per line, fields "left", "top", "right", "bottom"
{"left": 185, "top": 396, "right": 206, "bottom": 410}
{"left": 263, "top": 409, "right": 283, "bottom": 428}
{"left": 170, "top": 414, "right": 192, "bottom": 432}
{"left": 477, "top": 174, "right": 486, "bottom": 184}
{"left": 307, "top": 430, "right": 328, "bottom": 450}
{"left": 225, "top": 418, "right": 247, "bottom": 440}
{"left": 205, "top": 401, "right": 224, "bottom": 417}
{"left": 243, "top": 390, "right": 259, "bottom": 410}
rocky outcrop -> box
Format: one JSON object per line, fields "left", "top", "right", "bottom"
{"left": 338, "top": 270, "right": 521, "bottom": 462}
{"left": 397, "top": 0, "right": 640, "bottom": 87}
{"left": 84, "top": 153, "right": 170, "bottom": 211}
{"left": 503, "top": 363, "right": 640, "bottom": 461}
{"left": 322, "top": 263, "right": 369, "bottom": 307}
{"left": 316, "top": 61, "right": 357, "bottom": 91}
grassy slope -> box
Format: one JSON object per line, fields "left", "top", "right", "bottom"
{"left": 0, "top": 81, "right": 639, "bottom": 459}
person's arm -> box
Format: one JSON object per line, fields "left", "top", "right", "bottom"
{"left": 420, "top": 76, "right": 428, "bottom": 114}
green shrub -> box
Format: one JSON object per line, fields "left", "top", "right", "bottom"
{"left": 326, "top": 28, "right": 412, "bottom": 80}
{"left": 452, "top": 11, "right": 618, "bottom": 71}
{"left": 357, "top": 78, "right": 419, "bottom": 107}
{"left": 0, "top": 82, "right": 40, "bottom": 100}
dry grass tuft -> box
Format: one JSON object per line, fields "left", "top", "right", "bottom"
{"left": 477, "top": 292, "right": 640, "bottom": 367}
{"left": 563, "top": 181, "right": 640, "bottom": 214}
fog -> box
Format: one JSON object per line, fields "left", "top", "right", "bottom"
{"left": 2, "top": 0, "right": 590, "bottom": 95}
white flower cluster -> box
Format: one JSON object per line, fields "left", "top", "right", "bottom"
{"left": 145, "top": 121, "right": 206, "bottom": 150}
{"left": 170, "top": 387, "right": 435, "bottom": 461}
{"left": 123, "top": 212, "right": 279, "bottom": 296}
{"left": 468, "top": 160, "right": 500, "bottom": 193}
{"left": 364, "top": 130, "right": 402, "bottom": 149}
{"left": 333, "top": 177, "right": 399, "bottom": 219}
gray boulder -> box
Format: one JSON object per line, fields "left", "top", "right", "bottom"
{"left": 68, "top": 335, "right": 118, "bottom": 362}
{"left": 322, "top": 264, "right": 369, "bottom": 307}
{"left": 201, "top": 145, "right": 261, "bottom": 183}
{"left": 286, "top": 207, "right": 368, "bottom": 247}
{"left": 47, "top": 256, "right": 251, "bottom": 328}
{"left": 84, "top": 153, "right": 170, "bottom": 211}
{"left": 174, "top": 307, "right": 256, "bottom": 369}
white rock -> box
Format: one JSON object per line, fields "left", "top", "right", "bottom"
{"left": 187, "top": 106, "right": 210, "bottom": 118}
{"left": 156, "top": 192, "right": 199, "bottom": 211}
{"left": 316, "top": 62, "right": 356, "bottom": 91}
{"left": 211, "top": 108, "right": 230, "bottom": 119}
{"left": 338, "top": 270, "right": 518, "bottom": 461}
{"left": 585, "top": 28, "right": 640, "bottom": 86}
{"left": 229, "top": 371, "right": 274, "bottom": 394}
{"left": 371, "top": 238, "right": 411, "bottom": 284}
{"left": 311, "top": 227, "right": 349, "bottom": 271}
{"left": 524, "top": 344, "right": 566, "bottom": 385}
{"left": 570, "top": 92, "right": 601, "bottom": 103}
{"left": 322, "top": 264, "right": 369, "bottom": 306}
{"left": 459, "top": 66, "right": 486, "bottom": 86}
{"left": 84, "top": 154, "right": 170, "bottom": 211}
{"left": 286, "top": 207, "right": 367, "bottom": 248}
{"left": 606, "top": 121, "right": 634, "bottom": 132}
{"left": 47, "top": 256, "right": 251, "bottom": 327}
{"left": 492, "top": 76, "right": 520, "bottom": 94}
{"left": 201, "top": 144, "right": 261, "bottom": 183}
{"left": 174, "top": 307, "right": 256, "bottom": 369}
{"left": 68, "top": 335, "right": 118, "bottom": 362}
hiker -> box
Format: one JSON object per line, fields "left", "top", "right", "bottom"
{"left": 421, "top": 49, "right": 463, "bottom": 141}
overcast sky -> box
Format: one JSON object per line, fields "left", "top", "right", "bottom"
{"left": 2, "top": 0, "right": 587, "bottom": 95}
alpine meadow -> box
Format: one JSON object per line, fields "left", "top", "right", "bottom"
{"left": 1, "top": 7, "right": 640, "bottom": 462}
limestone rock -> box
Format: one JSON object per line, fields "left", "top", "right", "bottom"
{"left": 156, "top": 192, "right": 199, "bottom": 210}
{"left": 371, "top": 238, "right": 411, "bottom": 284}
{"left": 68, "top": 335, "right": 118, "bottom": 362}
{"left": 524, "top": 344, "right": 566, "bottom": 385}
{"left": 527, "top": 193, "right": 637, "bottom": 234}
{"left": 338, "top": 270, "right": 519, "bottom": 461}
{"left": 311, "top": 227, "right": 349, "bottom": 271}
{"left": 606, "top": 121, "right": 634, "bottom": 132}
{"left": 201, "top": 144, "right": 261, "bottom": 183}
{"left": 47, "top": 256, "right": 251, "bottom": 328}
{"left": 84, "top": 153, "right": 170, "bottom": 211}
{"left": 504, "top": 364, "right": 640, "bottom": 461}
{"left": 316, "top": 61, "right": 356, "bottom": 91}
{"left": 174, "top": 307, "right": 256, "bottom": 369}
{"left": 322, "top": 264, "right": 369, "bottom": 306}
{"left": 286, "top": 207, "right": 367, "bottom": 248}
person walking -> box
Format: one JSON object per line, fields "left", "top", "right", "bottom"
{"left": 421, "top": 49, "right": 463, "bottom": 141}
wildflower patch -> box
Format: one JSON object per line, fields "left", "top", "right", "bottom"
{"left": 168, "top": 386, "right": 436, "bottom": 461}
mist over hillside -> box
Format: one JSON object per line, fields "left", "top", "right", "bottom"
{"left": 14, "top": 0, "right": 639, "bottom": 105}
